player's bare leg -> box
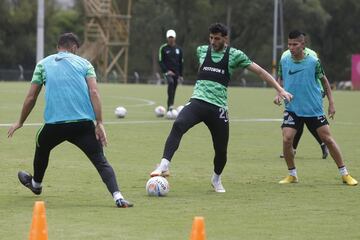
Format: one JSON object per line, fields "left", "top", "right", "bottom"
{"left": 317, "top": 125, "right": 357, "bottom": 186}
{"left": 279, "top": 127, "right": 298, "bottom": 184}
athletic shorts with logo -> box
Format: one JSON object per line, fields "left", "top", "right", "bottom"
{"left": 281, "top": 111, "right": 328, "bottom": 132}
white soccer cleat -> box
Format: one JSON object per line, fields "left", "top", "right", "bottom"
{"left": 150, "top": 165, "right": 170, "bottom": 177}
{"left": 211, "top": 175, "right": 226, "bottom": 193}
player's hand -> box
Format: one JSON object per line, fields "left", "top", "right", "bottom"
{"left": 8, "top": 122, "right": 23, "bottom": 138}
{"left": 95, "top": 122, "right": 108, "bottom": 147}
{"left": 278, "top": 89, "right": 293, "bottom": 103}
{"left": 166, "top": 70, "right": 175, "bottom": 76}
{"left": 273, "top": 94, "right": 282, "bottom": 106}
{"left": 328, "top": 104, "right": 336, "bottom": 119}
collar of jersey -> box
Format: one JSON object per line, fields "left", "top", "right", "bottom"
{"left": 211, "top": 45, "right": 228, "bottom": 54}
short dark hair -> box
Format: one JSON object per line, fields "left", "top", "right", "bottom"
{"left": 288, "top": 30, "right": 306, "bottom": 39}
{"left": 209, "top": 23, "right": 228, "bottom": 36}
{"left": 57, "top": 33, "right": 80, "bottom": 49}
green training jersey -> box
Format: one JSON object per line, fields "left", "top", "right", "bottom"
{"left": 192, "top": 45, "right": 252, "bottom": 108}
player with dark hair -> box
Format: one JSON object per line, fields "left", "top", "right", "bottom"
{"left": 159, "top": 29, "right": 184, "bottom": 113}
{"left": 150, "top": 23, "right": 293, "bottom": 192}
{"left": 8, "top": 32, "right": 134, "bottom": 207}
{"left": 276, "top": 30, "right": 357, "bottom": 185}
{"left": 277, "top": 31, "right": 330, "bottom": 159}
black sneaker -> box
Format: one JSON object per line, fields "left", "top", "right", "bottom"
{"left": 115, "top": 198, "right": 134, "bottom": 208}
{"left": 18, "top": 171, "right": 42, "bottom": 195}
{"left": 321, "top": 144, "right": 329, "bottom": 159}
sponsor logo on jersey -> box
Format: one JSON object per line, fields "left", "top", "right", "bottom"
{"left": 202, "top": 66, "right": 225, "bottom": 74}
{"left": 55, "top": 57, "right": 70, "bottom": 62}
{"left": 288, "top": 69, "right": 304, "bottom": 75}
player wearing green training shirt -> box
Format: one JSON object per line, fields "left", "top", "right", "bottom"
{"left": 150, "top": 23, "right": 292, "bottom": 193}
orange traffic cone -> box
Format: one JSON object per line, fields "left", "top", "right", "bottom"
{"left": 189, "top": 216, "right": 206, "bottom": 240}
{"left": 29, "top": 201, "right": 48, "bottom": 240}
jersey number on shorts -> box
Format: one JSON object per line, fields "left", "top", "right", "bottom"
{"left": 219, "top": 108, "right": 229, "bottom": 123}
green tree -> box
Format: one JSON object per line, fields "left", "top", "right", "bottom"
{"left": 1, "top": 0, "right": 360, "bottom": 83}
{"left": 320, "top": 0, "right": 360, "bottom": 81}
{"left": 0, "top": 0, "right": 37, "bottom": 69}
{"left": 44, "top": 1, "right": 84, "bottom": 55}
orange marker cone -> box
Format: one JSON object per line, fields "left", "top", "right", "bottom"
{"left": 189, "top": 216, "right": 206, "bottom": 240}
{"left": 29, "top": 201, "right": 48, "bottom": 240}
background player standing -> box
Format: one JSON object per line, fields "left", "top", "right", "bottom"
{"left": 159, "top": 29, "right": 184, "bottom": 114}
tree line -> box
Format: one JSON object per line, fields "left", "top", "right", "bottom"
{"left": 1, "top": 0, "right": 359, "bottom": 83}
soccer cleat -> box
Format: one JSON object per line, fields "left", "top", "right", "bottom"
{"left": 211, "top": 176, "right": 226, "bottom": 193}
{"left": 115, "top": 198, "right": 134, "bottom": 208}
{"left": 150, "top": 165, "right": 170, "bottom": 177}
{"left": 278, "top": 175, "right": 298, "bottom": 184}
{"left": 18, "top": 171, "right": 42, "bottom": 195}
{"left": 342, "top": 175, "right": 358, "bottom": 186}
{"left": 321, "top": 144, "right": 329, "bottom": 159}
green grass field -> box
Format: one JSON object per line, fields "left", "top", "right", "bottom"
{"left": 0, "top": 82, "right": 359, "bottom": 240}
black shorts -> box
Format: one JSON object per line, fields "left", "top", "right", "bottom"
{"left": 281, "top": 111, "right": 328, "bottom": 132}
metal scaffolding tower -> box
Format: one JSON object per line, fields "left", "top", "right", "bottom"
{"left": 272, "top": 0, "right": 284, "bottom": 78}
{"left": 80, "top": 0, "right": 132, "bottom": 82}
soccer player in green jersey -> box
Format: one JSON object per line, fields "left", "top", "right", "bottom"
{"left": 150, "top": 23, "right": 292, "bottom": 192}
{"left": 8, "top": 33, "right": 133, "bottom": 207}
{"left": 276, "top": 30, "right": 357, "bottom": 186}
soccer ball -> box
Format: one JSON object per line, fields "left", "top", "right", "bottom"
{"left": 146, "top": 176, "right": 170, "bottom": 196}
{"left": 166, "top": 109, "right": 178, "bottom": 119}
{"left": 154, "top": 106, "right": 166, "bottom": 117}
{"left": 176, "top": 105, "right": 184, "bottom": 114}
{"left": 114, "top": 106, "right": 127, "bottom": 118}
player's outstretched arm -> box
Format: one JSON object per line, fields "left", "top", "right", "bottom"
{"left": 246, "top": 62, "right": 293, "bottom": 102}
{"left": 8, "top": 83, "right": 42, "bottom": 138}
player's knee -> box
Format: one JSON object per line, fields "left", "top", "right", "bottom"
{"left": 282, "top": 135, "right": 293, "bottom": 145}
{"left": 215, "top": 149, "right": 227, "bottom": 159}
{"left": 172, "top": 118, "right": 187, "bottom": 134}
{"left": 167, "top": 78, "right": 174, "bottom": 85}
{"left": 321, "top": 135, "right": 335, "bottom": 146}
{"left": 89, "top": 153, "right": 109, "bottom": 167}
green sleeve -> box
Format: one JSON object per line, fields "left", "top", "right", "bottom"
{"left": 277, "top": 62, "right": 283, "bottom": 78}
{"left": 196, "top": 45, "right": 207, "bottom": 64}
{"left": 315, "top": 60, "right": 324, "bottom": 80}
{"left": 230, "top": 48, "right": 252, "bottom": 69}
{"left": 31, "top": 63, "right": 46, "bottom": 85}
{"left": 86, "top": 64, "right": 96, "bottom": 78}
